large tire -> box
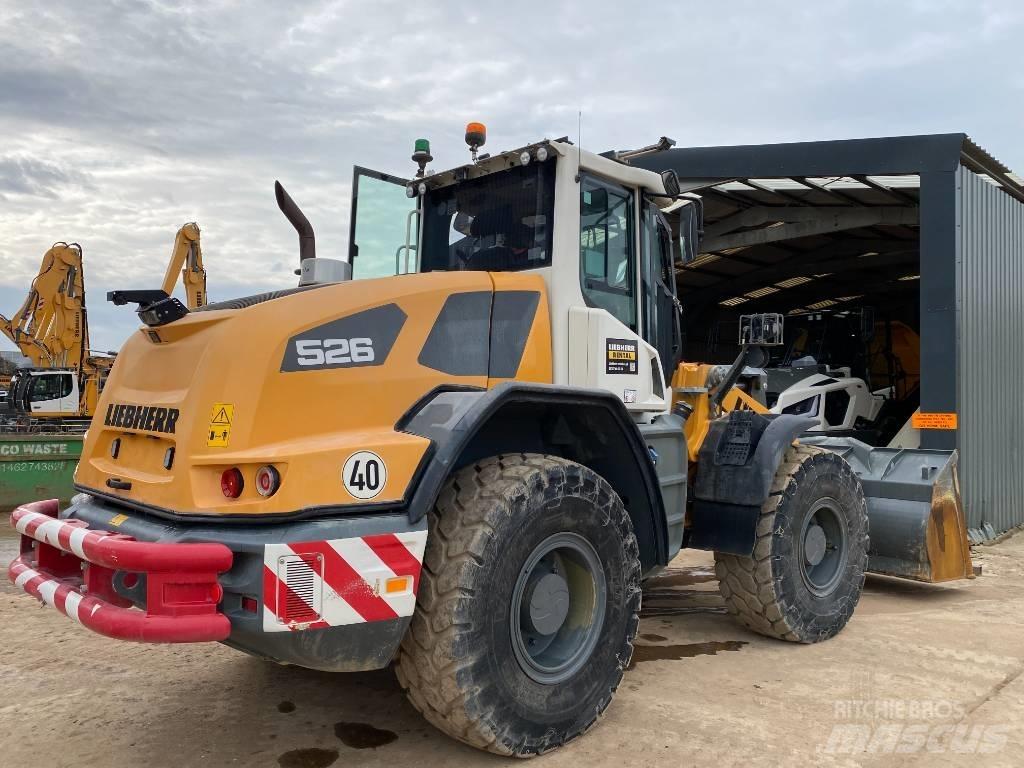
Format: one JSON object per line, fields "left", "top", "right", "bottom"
{"left": 395, "top": 453, "right": 642, "bottom": 756}
{"left": 714, "top": 444, "right": 869, "bottom": 643}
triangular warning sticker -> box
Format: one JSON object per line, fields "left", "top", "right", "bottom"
{"left": 207, "top": 403, "right": 234, "bottom": 447}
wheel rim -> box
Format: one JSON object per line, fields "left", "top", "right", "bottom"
{"left": 509, "top": 532, "right": 607, "bottom": 684}
{"left": 799, "top": 498, "right": 848, "bottom": 597}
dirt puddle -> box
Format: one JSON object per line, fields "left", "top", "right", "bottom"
{"left": 628, "top": 640, "right": 747, "bottom": 669}
{"left": 334, "top": 721, "right": 399, "bottom": 749}
{"left": 277, "top": 747, "right": 339, "bottom": 768}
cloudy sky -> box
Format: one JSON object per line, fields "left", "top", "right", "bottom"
{"left": 2, "top": 0, "right": 1022, "bottom": 352}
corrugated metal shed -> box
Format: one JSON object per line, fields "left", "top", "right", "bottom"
{"left": 637, "top": 134, "right": 1024, "bottom": 540}
{"left": 958, "top": 166, "right": 1024, "bottom": 537}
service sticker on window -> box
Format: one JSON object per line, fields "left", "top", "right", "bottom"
{"left": 606, "top": 338, "right": 638, "bottom": 375}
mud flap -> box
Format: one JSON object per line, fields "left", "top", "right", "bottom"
{"left": 801, "top": 436, "right": 974, "bottom": 583}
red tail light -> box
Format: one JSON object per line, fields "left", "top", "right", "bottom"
{"left": 221, "top": 468, "right": 244, "bottom": 499}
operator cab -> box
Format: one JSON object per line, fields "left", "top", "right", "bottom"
{"left": 8, "top": 368, "right": 80, "bottom": 416}
{"left": 347, "top": 125, "right": 703, "bottom": 419}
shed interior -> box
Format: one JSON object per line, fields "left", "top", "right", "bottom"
{"left": 676, "top": 172, "right": 924, "bottom": 447}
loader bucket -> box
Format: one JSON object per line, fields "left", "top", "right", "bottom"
{"left": 800, "top": 437, "right": 974, "bottom": 583}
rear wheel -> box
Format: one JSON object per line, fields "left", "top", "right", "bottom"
{"left": 395, "top": 454, "right": 641, "bottom": 756}
{"left": 715, "top": 444, "right": 869, "bottom": 643}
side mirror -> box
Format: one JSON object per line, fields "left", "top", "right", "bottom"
{"left": 677, "top": 196, "right": 704, "bottom": 264}
{"left": 660, "top": 169, "right": 681, "bottom": 197}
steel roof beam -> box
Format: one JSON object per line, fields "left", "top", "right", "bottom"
{"left": 701, "top": 207, "right": 919, "bottom": 252}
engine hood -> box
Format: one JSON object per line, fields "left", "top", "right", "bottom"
{"left": 76, "top": 271, "right": 551, "bottom": 517}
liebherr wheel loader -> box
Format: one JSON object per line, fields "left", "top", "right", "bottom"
{"left": 9, "top": 126, "right": 973, "bottom": 756}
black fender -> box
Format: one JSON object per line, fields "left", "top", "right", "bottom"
{"left": 398, "top": 382, "right": 670, "bottom": 571}
{"left": 688, "top": 411, "right": 816, "bottom": 555}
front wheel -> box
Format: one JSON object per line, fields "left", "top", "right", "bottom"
{"left": 715, "top": 444, "right": 869, "bottom": 643}
{"left": 395, "top": 454, "right": 641, "bottom": 756}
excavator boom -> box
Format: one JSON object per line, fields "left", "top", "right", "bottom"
{"left": 161, "top": 223, "right": 207, "bottom": 310}
{"left": 0, "top": 243, "right": 87, "bottom": 369}
{"left": 1, "top": 242, "right": 113, "bottom": 420}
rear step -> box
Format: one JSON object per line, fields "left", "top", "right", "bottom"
{"left": 802, "top": 437, "right": 974, "bottom": 583}
{"left": 8, "top": 499, "right": 233, "bottom": 642}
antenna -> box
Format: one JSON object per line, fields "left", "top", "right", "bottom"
{"left": 575, "top": 110, "right": 582, "bottom": 183}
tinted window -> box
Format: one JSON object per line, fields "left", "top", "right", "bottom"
{"left": 420, "top": 160, "right": 555, "bottom": 273}
{"left": 580, "top": 175, "right": 636, "bottom": 330}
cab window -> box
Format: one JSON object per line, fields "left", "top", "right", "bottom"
{"left": 419, "top": 160, "right": 555, "bottom": 273}
{"left": 580, "top": 175, "right": 636, "bottom": 330}
{"left": 30, "top": 373, "right": 71, "bottom": 402}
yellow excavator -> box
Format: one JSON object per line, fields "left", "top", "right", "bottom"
{"left": 1, "top": 242, "right": 114, "bottom": 420}
{"left": 9, "top": 128, "right": 973, "bottom": 757}
{"left": 2, "top": 225, "right": 207, "bottom": 421}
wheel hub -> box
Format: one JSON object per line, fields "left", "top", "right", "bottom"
{"left": 798, "top": 498, "right": 849, "bottom": 597}
{"left": 804, "top": 524, "right": 827, "bottom": 566}
{"left": 509, "top": 532, "right": 607, "bottom": 684}
{"left": 527, "top": 572, "right": 570, "bottom": 635}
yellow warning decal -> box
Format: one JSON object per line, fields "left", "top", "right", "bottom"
{"left": 912, "top": 411, "right": 958, "bottom": 430}
{"left": 109, "top": 513, "right": 129, "bottom": 527}
{"left": 207, "top": 402, "right": 235, "bottom": 447}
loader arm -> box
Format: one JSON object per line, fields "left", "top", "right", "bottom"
{"left": 673, "top": 361, "right": 974, "bottom": 584}
{"left": 161, "top": 222, "right": 207, "bottom": 310}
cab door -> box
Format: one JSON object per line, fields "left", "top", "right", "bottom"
{"left": 568, "top": 173, "right": 670, "bottom": 414}
{"left": 348, "top": 167, "right": 417, "bottom": 279}
{"left": 641, "top": 201, "right": 682, "bottom": 383}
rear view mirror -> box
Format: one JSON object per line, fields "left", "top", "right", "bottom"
{"left": 660, "top": 169, "right": 681, "bottom": 197}
{"left": 677, "top": 197, "right": 704, "bottom": 264}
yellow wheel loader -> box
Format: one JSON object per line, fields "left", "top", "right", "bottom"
{"left": 9, "top": 127, "right": 972, "bottom": 756}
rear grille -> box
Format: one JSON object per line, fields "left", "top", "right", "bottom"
{"left": 276, "top": 553, "right": 323, "bottom": 624}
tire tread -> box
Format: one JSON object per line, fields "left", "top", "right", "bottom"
{"left": 395, "top": 453, "right": 641, "bottom": 756}
{"left": 714, "top": 444, "right": 869, "bottom": 643}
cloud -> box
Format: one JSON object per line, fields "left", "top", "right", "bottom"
{"left": 0, "top": 156, "right": 93, "bottom": 198}
{"left": 1, "top": 0, "right": 1023, "bottom": 352}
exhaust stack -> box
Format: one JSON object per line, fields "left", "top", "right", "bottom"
{"left": 274, "top": 180, "right": 350, "bottom": 286}
{"left": 275, "top": 180, "right": 316, "bottom": 265}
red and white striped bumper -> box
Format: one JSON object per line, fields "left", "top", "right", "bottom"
{"left": 9, "top": 498, "right": 429, "bottom": 649}
{"left": 8, "top": 499, "right": 233, "bottom": 642}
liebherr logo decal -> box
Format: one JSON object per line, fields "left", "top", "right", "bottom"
{"left": 281, "top": 303, "right": 406, "bottom": 372}
{"left": 104, "top": 403, "right": 180, "bottom": 434}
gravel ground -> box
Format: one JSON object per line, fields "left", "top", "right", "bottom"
{"left": 1, "top": 521, "right": 1022, "bottom": 767}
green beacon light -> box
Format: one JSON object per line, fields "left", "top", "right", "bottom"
{"left": 412, "top": 138, "right": 432, "bottom": 177}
